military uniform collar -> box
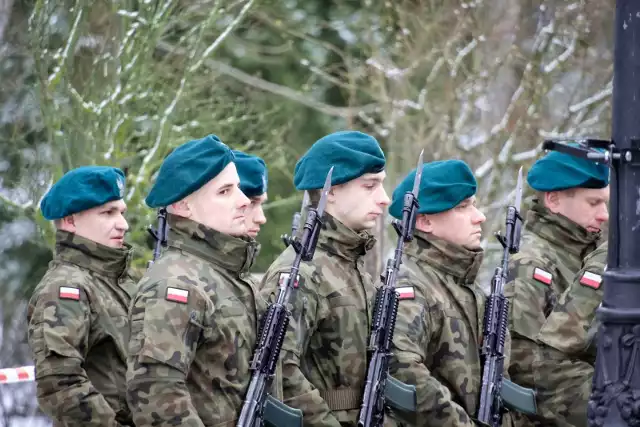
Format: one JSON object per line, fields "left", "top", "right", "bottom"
{"left": 315, "top": 212, "right": 376, "bottom": 261}
{"left": 526, "top": 200, "right": 600, "bottom": 257}
{"left": 406, "top": 230, "right": 484, "bottom": 283}
{"left": 54, "top": 230, "right": 132, "bottom": 278}
{"left": 167, "top": 214, "right": 259, "bottom": 275}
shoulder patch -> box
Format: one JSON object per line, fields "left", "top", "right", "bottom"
{"left": 278, "top": 272, "right": 301, "bottom": 289}
{"left": 166, "top": 287, "right": 189, "bottom": 304}
{"left": 396, "top": 286, "right": 415, "bottom": 300}
{"left": 533, "top": 267, "right": 552, "bottom": 286}
{"left": 59, "top": 286, "right": 80, "bottom": 301}
{"left": 580, "top": 271, "right": 602, "bottom": 289}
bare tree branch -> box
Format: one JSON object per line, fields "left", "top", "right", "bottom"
{"left": 155, "top": 41, "right": 379, "bottom": 118}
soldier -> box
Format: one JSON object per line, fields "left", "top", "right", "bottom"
{"left": 528, "top": 242, "right": 607, "bottom": 427}
{"left": 27, "top": 166, "right": 136, "bottom": 427}
{"left": 505, "top": 147, "right": 609, "bottom": 426}
{"left": 126, "top": 135, "right": 264, "bottom": 426}
{"left": 259, "top": 130, "right": 391, "bottom": 427}
{"left": 233, "top": 150, "right": 268, "bottom": 238}
{"left": 387, "top": 159, "right": 499, "bottom": 427}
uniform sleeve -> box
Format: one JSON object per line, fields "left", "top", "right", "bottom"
{"left": 389, "top": 279, "right": 476, "bottom": 427}
{"left": 537, "top": 259, "right": 604, "bottom": 356}
{"left": 260, "top": 270, "right": 341, "bottom": 427}
{"left": 505, "top": 258, "right": 554, "bottom": 342}
{"left": 504, "top": 257, "right": 556, "bottom": 386}
{"left": 126, "top": 279, "right": 210, "bottom": 427}
{"left": 27, "top": 283, "right": 123, "bottom": 427}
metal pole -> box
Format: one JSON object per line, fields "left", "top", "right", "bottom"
{"left": 588, "top": 1, "right": 640, "bottom": 426}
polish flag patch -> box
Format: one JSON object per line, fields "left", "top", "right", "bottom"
{"left": 278, "top": 273, "right": 300, "bottom": 289}
{"left": 580, "top": 271, "right": 603, "bottom": 289}
{"left": 532, "top": 268, "right": 552, "bottom": 286}
{"left": 59, "top": 286, "right": 80, "bottom": 301}
{"left": 166, "top": 287, "right": 189, "bottom": 304}
{"left": 396, "top": 286, "right": 415, "bottom": 300}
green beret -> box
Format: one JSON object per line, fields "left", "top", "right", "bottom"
{"left": 527, "top": 144, "right": 609, "bottom": 192}
{"left": 389, "top": 160, "right": 477, "bottom": 219}
{"left": 233, "top": 150, "right": 268, "bottom": 197}
{"left": 146, "top": 134, "right": 234, "bottom": 208}
{"left": 40, "top": 166, "right": 126, "bottom": 220}
{"left": 294, "top": 131, "right": 386, "bottom": 190}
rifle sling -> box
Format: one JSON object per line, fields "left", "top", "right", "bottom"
{"left": 319, "top": 388, "right": 362, "bottom": 411}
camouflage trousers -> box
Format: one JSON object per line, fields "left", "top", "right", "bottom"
{"left": 512, "top": 344, "right": 593, "bottom": 427}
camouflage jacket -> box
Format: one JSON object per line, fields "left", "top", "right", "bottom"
{"left": 518, "top": 242, "right": 607, "bottom": 427}
{"left": 505, "top": 201, "right": 600, "bottom": 426}
{"left": 27, "top": 230, "right": 136, "bottom": 427}
{"left": 126, "top": 214, "right": 262, "bottom": 427}
{"left": 388, "top": 231, "right": 489, "bottom": 427}
{"left": 260, "top": 214, "right": 377, "bottom": 427}
{"left": 537, "top": 241, "right": 606, "bottom": 361}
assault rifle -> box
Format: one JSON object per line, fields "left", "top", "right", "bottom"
{"left": 357, "top": 152, "right": 423, "bottom": 427}
{"left": 477, "top": 167, "right": 537, "bottom": 426}
{"left": 281, "top": 191, "right": 310, "bottom": 248}
{"left": 146, "top": 207, "right": 168, "bottom": 268}
{"left": 237, "top": 167, "right": 334, "bottom": 427}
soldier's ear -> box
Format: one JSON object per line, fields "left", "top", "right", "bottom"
{"left": 59, "top": 215, "right": 76, "bottom": 232}
{"left": 326, "top": 186, "right": 338, "bottom": 205}
{"left": 544, "top": 191, "right": 561, "bottom": 213}
{"left": 170, "top": 198, "right": 192, "bottom": 218}
{"left": 415, "top": 214, "right": 433, "bottom": 233}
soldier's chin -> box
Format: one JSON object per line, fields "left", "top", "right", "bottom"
{"left": 107, "top": 238, "right": 124, "bottom": 248}
{"left": 358, "top": 218, "right": 376, "bottom": 231}
{"left": 464, "top": 237, "right": 482, "bottom": 250}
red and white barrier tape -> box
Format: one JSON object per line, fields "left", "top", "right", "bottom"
{"left": 0, "top": 366, "right": 35, "bottom": 384}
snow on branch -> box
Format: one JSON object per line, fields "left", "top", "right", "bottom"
{"left": 475, "top": 158, "right": 494, "bottom": 178}
{"left": 189, "top": 0, "right": 255, "bottom": 73}
{"left": 47, "top": 5, "right": 84, "bottom": 89}
{"left": 543, "top": 30, "right": 577, "bottom": 73}
{"left": 365, "top": 57, "right": 409, "bottom": 80}
{"left": 450, "top": 38, "right": 478, "bottom": 77}
{"left": 569, "top": 81, "right": 613, "bottom": 113}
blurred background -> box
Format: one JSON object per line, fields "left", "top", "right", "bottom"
{"left": 0, "top": 0, "right": 613, "bottom": 424}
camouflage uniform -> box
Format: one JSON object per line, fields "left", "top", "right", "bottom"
{"left": 389, "top": 230, "right": 503, "bottom": 427}
{"left": 126, "top": 214, "right": 262, "bottom": 427}
{"left": 525, "top": 242, "right": 607, "bottom": 427}
{"left": 260, "top": 213, "right": 376, "bottom": 427}
{"left": 505, "top": 201, "right": 601, "bottom": 426}
{"left": 27, "top": 230, "right": 136, "bottom": 427}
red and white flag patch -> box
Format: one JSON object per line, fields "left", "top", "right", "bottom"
{"left": 532, "top": 268, "right": 552, "bottom": 286}
{"left": 396, "top": 286, "right": 415, "bottom": 300}
{"left": 166, "top": 287, "right": 189, "bottom": 304}
{"left": 278, "top": 273, "right": 300, "bottom": 289}
{"left": 59, "top": 286, "right": 80, "bottom": 301}
{"left": 580, "top": 271, "right": 603, "bottom": 289}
